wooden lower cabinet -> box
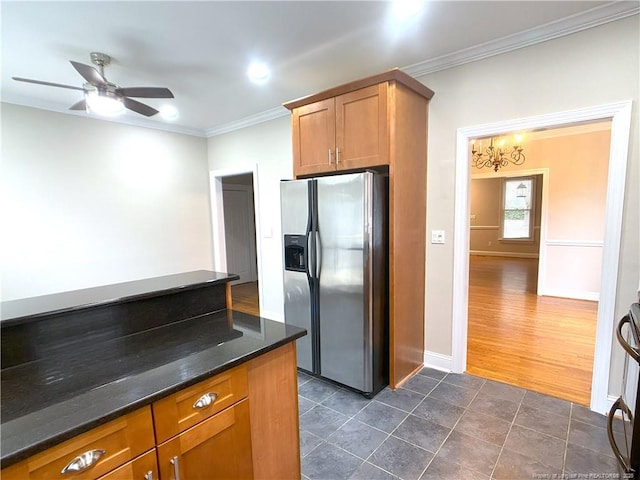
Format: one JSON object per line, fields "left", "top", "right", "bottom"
{"left": 2, "top": 342, "right": 301, "bottom": 480}
{"left": 96, "top": 450, "right": 158, "bottom": 480}
{"left": 1, "top": 407, "right": 155, "bottom": 480}
{"left": 157, "top": 399, "right": 253, "bottom": 480}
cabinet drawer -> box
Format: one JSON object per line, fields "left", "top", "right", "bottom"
{"left": 152, "top": 365, "right": 248, "bottom": 443}
{"left": 96, "top": 449, "right": 158, "bottom": 480}
{"left": 2, "top": 407, "right": 154, "bottom": 480}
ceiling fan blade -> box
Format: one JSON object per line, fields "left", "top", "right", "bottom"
{"left": 12, "top": 77, "right": 84, "bottom": 91}
{"left": 116, "top": 87, "right": 174, "bottom": 98}
{"left": 123, "top": 97, "right": 159, "bottom": 117}
{"left": 69, "top": 99, "right": 87, "bottom": 111}
{"left": 70, "top": 61, "right": 107, "bottom": 87}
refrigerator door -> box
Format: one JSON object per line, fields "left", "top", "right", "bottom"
{"left": 281, "top": 179, "right": 314, "bottom": 372}
{"left": 316, "top": 172, "right": 372, "bottom": 391}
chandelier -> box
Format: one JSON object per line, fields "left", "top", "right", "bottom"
{"left": 471, "top": 135, "right": 525, "bottom": 172}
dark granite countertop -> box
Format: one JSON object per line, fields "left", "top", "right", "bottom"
{"left": 1, "top": 306, "right": 305, "bottom": 468}
{"left": 1, "top": 270, "right": 238, "bottom": 324}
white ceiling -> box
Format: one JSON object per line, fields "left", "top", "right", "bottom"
{"left": 2, "top": 1, "right": 637, "bottom": 137}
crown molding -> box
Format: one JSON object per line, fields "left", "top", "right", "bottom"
{"left": 207, "top": 2, "right": 638, "bottom": 137}
{"left": 205, "top": 106, "right": 289, "bottom": 137}
{"left": 2, "top": 96, "right": 208, "bottom": 138}
{"left": 403, "top": 1, "right": 640, "bottom": 78}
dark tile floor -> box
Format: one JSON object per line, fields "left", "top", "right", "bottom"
{"left": 298, "top": 367, "right": 627, "bottom": 480}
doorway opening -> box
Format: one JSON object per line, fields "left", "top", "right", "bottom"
{"left": 452, "top": 101, "right": 632, "bottom": 413}
{"left": 467, "top": 143, "right": 607, "bottom": 405}
{"left": 209, "top": 167, "right": 262, "bottom": 317}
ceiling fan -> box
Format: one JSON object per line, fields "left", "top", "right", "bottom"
{"left": 12, "top": 52, "right": 174, "bottom": 117}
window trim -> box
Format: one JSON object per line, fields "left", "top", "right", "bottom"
{"left": 500, "top": 175, "right": 536, "bottom": 242}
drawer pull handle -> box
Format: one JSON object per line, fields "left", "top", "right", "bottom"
{"left": 60, "top": 449, "right": 106, "bottom": 474}
{"left": 193, "top": 392, "right": 218, "bottom": 409}
{"left": 144, "top": 471, "right": 154, "bottom": 480}
{"left": 170, "top": 456, "right": 181, "bottom": 480}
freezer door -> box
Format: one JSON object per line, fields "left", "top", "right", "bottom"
{"left": 316, "top": 173, "right": 372, "bottom": 391}
{"left": 281, "top": 179, "right": 313, "bottom": 372}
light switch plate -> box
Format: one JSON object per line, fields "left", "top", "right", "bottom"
{"left": 431, "top": 230, "right": 445, "bottom": 244}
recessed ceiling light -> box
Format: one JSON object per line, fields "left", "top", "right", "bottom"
{"left": 160, "top": 105, "right": 179, "bottom": 121}
{"left": 392, "top": 0, "right": 423, "bottom": 21}
{"left": 247, "top": 61, "right": 271, "bottom": 85}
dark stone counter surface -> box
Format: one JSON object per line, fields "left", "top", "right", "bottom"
{"left": 0, "top": 272, "right": 306, "bottom": 468}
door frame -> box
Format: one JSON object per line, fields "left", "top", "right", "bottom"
{"left": 451, "top": 101, "right": 632, "bottom": 413}
{"left": 209, "top": 165, "right": 263, "bottom": 312}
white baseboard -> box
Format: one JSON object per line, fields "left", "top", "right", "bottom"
{"left": 423, "top": 350, "right": 453, "bottom": 373}
{"left": 470, "top": 250, "right": 539, "bottom": 259}
{"left": 539, "top": 288, "right": 600, "bottom": 302}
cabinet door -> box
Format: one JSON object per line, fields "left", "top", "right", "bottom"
{"left": 157, "top": 400, "right": 253, "bottom": 480}
{"left": 96, "top": 450, "right": 158, "bottom": 480}
{"left": 292, "top": 98, "right": 336, "bottom": 177}
{"left": 335, "top": 83, "right": 389, "bottom": 170}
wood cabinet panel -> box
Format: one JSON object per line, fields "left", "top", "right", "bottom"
{"left": 1, "top": 407, "right": 154, "bottom": 480}
{"left": 157, "top": 400, "right": 253, "bottom": 480}
{"left": 335, "top": 83, "right": 388, "bottom": 170}
{"left": 247, "top": 342, "right": 301, "bottom": 480}
{"left": 96, "top": 449, "right": 158, "bottom": 480}
{"left": 152, "top": 365, "right": 248, "bottom": 444}
{"left": 292, "top": 98, "right": 336, "bottom": 176}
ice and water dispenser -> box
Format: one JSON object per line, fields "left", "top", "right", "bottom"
{"left": 284, "top": 235, "right": 307, "bottom": 272}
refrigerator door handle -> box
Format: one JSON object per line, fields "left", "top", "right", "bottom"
{"left": 315, "top": 231, "right": 322, "bottom": 279}
{"left": 306, "top": 232, "right": 314, "bottom": 279}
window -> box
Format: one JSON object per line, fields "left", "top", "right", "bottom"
{"left": 502, "top": 177, "right": 534, "bottom": 240}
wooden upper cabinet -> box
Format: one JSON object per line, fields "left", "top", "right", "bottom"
{"left": 335, "top": 83, "right": 388, "bottom": 170}
{"left": 285, "top": 68, "right": 432, "bottom": 179}
{"left": 292, "top": 98, "right": 336, "bottom": 176}
{"left": 290, "top": 84, "right": 388, "bottom": 177}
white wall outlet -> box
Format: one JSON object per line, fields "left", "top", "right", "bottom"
{"left": 431, "top": 230, "right": 445, "bottom": 244}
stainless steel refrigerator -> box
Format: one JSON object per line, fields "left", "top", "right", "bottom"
{"left": 280, "top": 171, "right": 388, "bottom": 396}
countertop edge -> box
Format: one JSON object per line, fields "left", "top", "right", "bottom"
{"left": 1, "top": 271, "right": 240, "bottom": 326}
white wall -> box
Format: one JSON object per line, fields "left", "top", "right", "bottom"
{"left": 1, "top": 104, "right": 213, "bottom": 301}
{"left": 206, "top": 16, "right": 639, "bottom": 398}
{"left": 207, "top": 115, "right": 292, "bottom": 320}
{"left": 419, "top": 16, "right": 638, "bottom": 396}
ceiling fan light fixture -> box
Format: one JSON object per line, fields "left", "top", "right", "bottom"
{"left": 160, "top": 104, "right": 179, "bottom": 120}
{"left": 85, "top": 90, "right": 125, "bottom": 116}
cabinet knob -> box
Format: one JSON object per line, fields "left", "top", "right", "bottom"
{"left": 144, "top": 470, "right": 154, "bottom": 480}
{"left": 192, "top": 392, "right": 219, "bottom": 409}
{"left": 336, "top": 147, "right": 341, "bottom": 164}
{"left": 328, "top": 149, "right": 333, "bottom": 165}
{"left": 60, "top": 449, "right": 106, "bottom": 474}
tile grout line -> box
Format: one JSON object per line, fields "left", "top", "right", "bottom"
{"left": 351, "top": 372, "right": 450, "bottom": 479}
{"left": 488, "top": 390, "right": 526, "bottom": 480}
{"left": 563, "top": 403, "right": 573, "bottom": 476}
{"left": 416, "top": 375, "right": 487, "bottom": 479}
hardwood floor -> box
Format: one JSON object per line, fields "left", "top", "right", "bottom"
{"left": 231, "top": 281, "right": 260, "bottom": 316}
{"left": 466, "top": 255, "right": 598, "bottom": 406}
